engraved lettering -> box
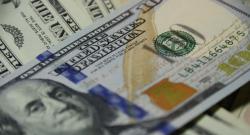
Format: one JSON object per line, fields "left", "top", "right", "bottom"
{"left": 50, "top": 22, "right": 69, "bottom": 41}
{"left": 30, "top": 0, "right": 54, "bottom": 23}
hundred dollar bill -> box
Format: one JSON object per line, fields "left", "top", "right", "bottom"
{"left": 176, "top": 107, "right": 250, "bottom": 135}
{"left": 0, "top": 0, "right": 127, "bottom": 78}
{"left": 230, "top": 83, "right": 250, "bottom": 127}
{"left": 0, "top": 0, "right": 250, "bottom": 135}
{"left": 212, "top": 107, "right": 250, "bottom": 134}
{"left": 180, "top": 115, "right": 248, "bottom": 135}
{"left": 241, "top": 0, "right": 250, "bottom": 7}
{"left": 185, "top": 115, "right": 248, "bottom": 135}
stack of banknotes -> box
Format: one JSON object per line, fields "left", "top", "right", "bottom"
{"left": 0, "top": 0, "right": 249, "bottom": 135}
{"left": 178, "top": 83, "right": 250, "bottom": 135}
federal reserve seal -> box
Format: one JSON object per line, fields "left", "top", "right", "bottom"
{"left": 154, "top": 31, "right": 196, "bottom": 57}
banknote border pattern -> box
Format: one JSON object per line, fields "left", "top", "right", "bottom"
{"left": 0, "top": 38, "right": 23, "bottom": 69}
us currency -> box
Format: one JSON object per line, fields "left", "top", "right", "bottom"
{"left": 0, "top": 0, "right": 127, "bottom": 78}
{"left": 234, "top": 100, "right": 250, "bottom": 127}
{"left": 212, "top": 107, "right": 250, "bottom": 134}
{"left": 230, "top": 83, "right": 250, "bottom": 127}
{"left": 176, "top": 107, "right": 250, "bottom": 135}
{"left": 241, "top": 0, "right": 250, "bottom": 7}
{"left": 180, "top": 114, "right": 249, "bottom": 135}
{"left": 0, "top": 0, "right": 250, "bottom": 135}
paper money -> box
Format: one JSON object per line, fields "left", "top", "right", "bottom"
{"left": 241, "top": 0, "right": 250, "bottom": 7}
{"left": 212, "top": 107, "right": 250, "bottom": 134}
{"left": 0, "top": 0, "right": 127, "bottom": 78}
{"left": 180, "top": 114, "right": 248, "bottom": 135}
{"left": 0, "top": 0, "right": 249, "bottom": 135}
{"left": 235, "top": 101, "right": 250, "bottom": 127}
{"left": 230, "top": 83, "right": 250, "bottom": 127}
{"left": 178, "top": 107, "right": 250, "bottom": 135}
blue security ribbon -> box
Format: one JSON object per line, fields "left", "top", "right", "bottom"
{"left": 54, "top": 63, "right": 87, "bottom": 84}
{"left": 54, "top": 63, "right": 71, "bottom": 74}
{"left": 36, "top": 51, "right": 87, "bottom": 84}
{"left": 89, "top": 84, "right": 148, "bottom": 119}
{"left": 36, "top": 50, "right": 54, "bottom": 62}
{"left": 152, "top": 122, "right": 176, "bottom": 135}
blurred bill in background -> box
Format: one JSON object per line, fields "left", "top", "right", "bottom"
{"left": 0, "top": 0, "right": 128, "bottom": 78}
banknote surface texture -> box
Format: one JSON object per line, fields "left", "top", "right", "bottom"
{"left": 0, "top": 0, "right": 249, "bottom": 135}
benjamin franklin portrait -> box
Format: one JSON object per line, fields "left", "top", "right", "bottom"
{"left": 0, "top": 79, "right": 122, "bottom": 135}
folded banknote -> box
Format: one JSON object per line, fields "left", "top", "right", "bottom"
{"left": 0, "top": 0, "right": 128, "bottom": 78}
{"left": 0, "top": 0, "right": 249, "bottom": 135}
